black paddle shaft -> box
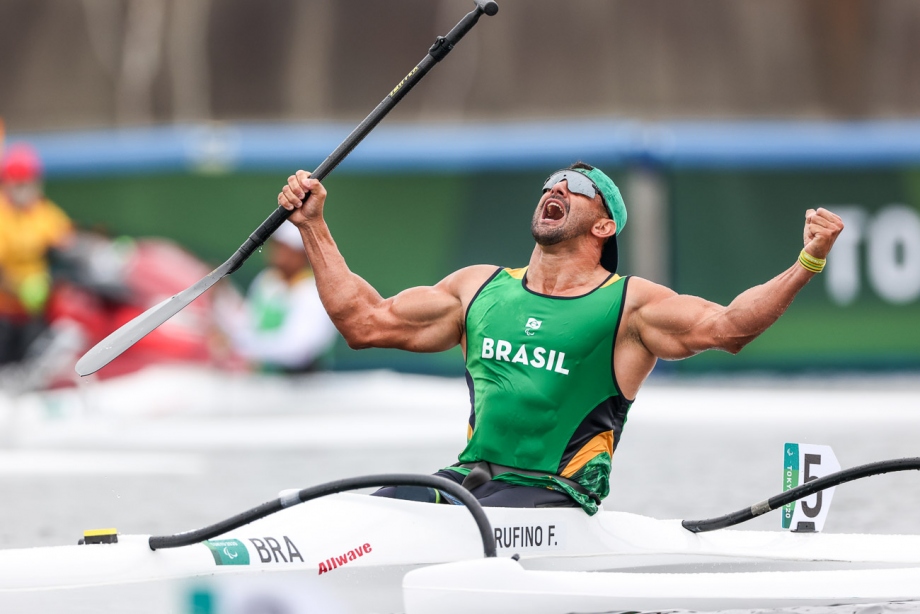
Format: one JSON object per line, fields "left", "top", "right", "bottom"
{"left": 227, "top": 0, "right": 499, "bottom": 274}
{"left": 75, "top": 1, "right": 498, "bottom": 376}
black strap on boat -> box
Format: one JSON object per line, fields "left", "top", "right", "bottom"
{"left": 682, "top": 456, "right": 920, "bottom": 533}
{"left": 457, "top": 461, "right": 601, "bottom": 504}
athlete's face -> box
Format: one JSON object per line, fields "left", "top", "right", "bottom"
{"left": 531, "top": 178, "right": 607, "bottom": 246}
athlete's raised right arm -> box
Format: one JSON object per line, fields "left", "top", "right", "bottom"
{"left": 278, "top": 170, "right": 493, "bottom": 353}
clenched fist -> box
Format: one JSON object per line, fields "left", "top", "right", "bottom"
{"left": 803, "top": 207, "right": 844, "bottom": 260}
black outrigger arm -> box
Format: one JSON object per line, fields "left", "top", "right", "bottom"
{"left": 148, "top": 474, "right": 497, "bottom": 558}
{"left": 682, "top": 456, "right": 920, "bottom": 533}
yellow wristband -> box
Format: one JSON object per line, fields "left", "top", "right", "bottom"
{"left": 798, "top": 249, "right": 826, "bottom": 273}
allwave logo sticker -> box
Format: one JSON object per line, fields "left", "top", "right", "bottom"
{"left": 524, "top": 318, "right": 542, "bottom": 336}
{"left": 204, "top": 538, "right": 251, "bottom": 566}
{"left": 318, "top": 543, "right": 372, "bottom": 575}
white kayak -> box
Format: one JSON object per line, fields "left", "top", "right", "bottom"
{"left": 405, "top": 559, "right": 920, "bottom": 614}
{"left": 1, "top": 490, "right": 919, "bottom": 613}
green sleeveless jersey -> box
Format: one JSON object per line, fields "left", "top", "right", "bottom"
{"left": 451, "top": 267, "right": 632, "bottom": 514}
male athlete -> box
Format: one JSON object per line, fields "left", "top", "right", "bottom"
{"left": 277, "top": 163, "right": 843, "bottom": 514}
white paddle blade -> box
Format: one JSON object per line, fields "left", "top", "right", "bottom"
{"left": 74, "top": 265, "right": 228, "bottom": 376}
{"left": 74, "top": 296, "right": 179, "bottom": 376}
{"left": 781, "top": 442, "right": 841, "bottom": 532}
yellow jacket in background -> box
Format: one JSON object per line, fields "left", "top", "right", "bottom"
{"left": 0, "top": 195, "right": 73, "bottom": 316}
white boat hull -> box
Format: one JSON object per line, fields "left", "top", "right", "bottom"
{"left": 1, "top": 493, "right": 919, "bottom": 613}
{"left": 405, "top": 558, "right": 920, "bottom": 613}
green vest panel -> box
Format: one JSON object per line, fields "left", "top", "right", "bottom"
{"left": 455, "top": 267, "right": 632, "bottom": 513}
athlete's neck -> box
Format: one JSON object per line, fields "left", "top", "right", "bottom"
{"left": 525, "top": 246, "right": 610, "bottom": 296}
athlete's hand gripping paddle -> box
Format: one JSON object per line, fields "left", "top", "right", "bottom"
{"left": 75, "top": 0, "right": 499, "bottom": 377}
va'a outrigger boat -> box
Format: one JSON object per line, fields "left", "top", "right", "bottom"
{"left": 2, "top": 450, "right": 920, "bottom": 614}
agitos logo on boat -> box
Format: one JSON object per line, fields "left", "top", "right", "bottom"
{"left": 204, "top": 538, "right": 250, "bottom": 566}
{"left": 318, "top": 542, "right": 373, "bottom": 575}
{"left": 203, "top": 536, "right": 307, "bottom": 566}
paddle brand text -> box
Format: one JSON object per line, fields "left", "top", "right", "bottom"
{"left": 390, "top": 66, "right": 419, "bottom": 98}
{"left": 318, "top": 542, "right": 373, "bottom": 575}
{"left": 481, "top": 338, "right": 570, "bottom": 375}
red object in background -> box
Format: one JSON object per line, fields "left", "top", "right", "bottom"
{"left": 1, "top": 143, "right": 43, "bottom": 183}
{"left": 105, "top": 240, "right": 214, "bottom": 378}
{"left": 45, "top": 237, "right": 234, "bottom": 383}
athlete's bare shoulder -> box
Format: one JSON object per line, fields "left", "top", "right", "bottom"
{"left": 437, "top": 264, "right": 502, "bottom": 307}
{"left": 623, "top": 276, "right": 678, "bottom": 309}
{"left": 619, "top": 275, "right": 680, "bottom": 341}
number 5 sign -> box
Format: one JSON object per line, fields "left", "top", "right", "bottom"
{"left": 782, "top": 443, "right": 841, "bottom": 532}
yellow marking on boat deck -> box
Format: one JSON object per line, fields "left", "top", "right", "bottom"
{"left": 83, "top": 528, "right": 118, "bottom": 537}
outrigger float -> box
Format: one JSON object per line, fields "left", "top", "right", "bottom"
{"left": 2, "top": 459, "right": 920, "bottom": 613}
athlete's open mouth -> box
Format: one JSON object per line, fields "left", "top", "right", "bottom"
{"left": 543, "top": 201, "right": 565, "bottom": 221}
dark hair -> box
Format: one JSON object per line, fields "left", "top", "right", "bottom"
{"left": 570, "top": 161, "right": 595, "bottom": 171}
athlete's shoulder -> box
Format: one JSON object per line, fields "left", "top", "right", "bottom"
{"left": 621, "top": 276, "right": 680, "bottom": 312}
{"left": 436, "top": 264, "right": 501, "bottom": 301}
{"left": 599, "top": 272, "right": 626, "bottom": 289}
{"left": 502, "top": 266, "right": 527, "bottom": 280}
{"left": 446, "top": 264, "right": 503, "bottom": 285}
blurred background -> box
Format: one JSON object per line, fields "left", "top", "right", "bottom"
{"left": 0, "top": 0, "right": 919, "bottom": 564}
{"left": 2, "top": 0, "right": 919, "bottom": 376}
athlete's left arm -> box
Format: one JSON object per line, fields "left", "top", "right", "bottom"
{"left": 628, "top": 208, "right": 844, "bottom": 360}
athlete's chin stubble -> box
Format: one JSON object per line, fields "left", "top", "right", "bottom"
{"left": 531, "top": 221, "right": 568, "bottom": 246}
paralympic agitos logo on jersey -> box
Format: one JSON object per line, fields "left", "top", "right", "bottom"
{"left": 480, "top": 338, "right": 570, "bottom": 375}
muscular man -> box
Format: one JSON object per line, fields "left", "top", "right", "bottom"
{"left": 277, "top": 163, "right": 843, "bottom": 514}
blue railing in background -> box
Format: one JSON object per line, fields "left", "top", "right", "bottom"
{"left": 11, "top": 119, "right": 920, "bottom": 178}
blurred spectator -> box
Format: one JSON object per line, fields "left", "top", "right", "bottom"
{"left": 0, "top": 143, "right": 74, "bottom": 364}
{"left": 222, "top": 221, "right": 337, "bottom": 373}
